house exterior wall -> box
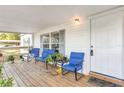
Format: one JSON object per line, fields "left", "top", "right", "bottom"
{"left": 34, "top": 19, "right": 90, "bottom": 74}
{"left": 122, "top": 12, "right": 124, "bottom": 79}
{"left": 33, "top": 10, "right": 124, "bottom": 77}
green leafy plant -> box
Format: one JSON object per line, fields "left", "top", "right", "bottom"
{"left": 7, "top": 55, "right": 15, "bottom": 63}
{"left": 51, "top": 52, "right": 64, "bottom": 61}
{"left": 46, "top": 52, "right": 69, "bottom": 64}
{"left": 0, "top": 77, "right": 13, "bottom": 87}
{"left": 46, "top": 52, "right": 64, "bottom": 64}
{"left": 0, "top": 64, "right": 13, "bottom": 87}
{"left": 46, "top": 55, "right": 54, "bottom": 64}
{"left": 46, "top": 52, "right": 69, "bottom": 75}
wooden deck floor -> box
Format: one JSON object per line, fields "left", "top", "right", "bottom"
{"left": 2, "top": 61, "right": 115, "bottom": 87}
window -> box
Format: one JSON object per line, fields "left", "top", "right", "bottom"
{"left": 51, "top": 32, "right": 59, "bottom": 50}
{"left": 59, "top": 30, "right": 65, "bottom": 54}
{"left": 20, "top": 34, "right": 33, "bottom": 53}
{"left": 42, "top": 34, "right": 49, "bottom": 43}
{"left": 40, "top": 34, "right": 50, "bottom": 50}
{"left": 40, "top": 29, "right": 65, "bottom": 55}
{"left": 20, "top": 34, "right": 33, "bottom": 47}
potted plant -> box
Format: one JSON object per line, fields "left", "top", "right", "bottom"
{"left": 46, "top": 52, "right": 68, "bottom": 75}
{"left": 7, "top": 55, "right": 15, "bottom": 63}
{"left": 46, "top": 52, "right": 65, "bottom": 66}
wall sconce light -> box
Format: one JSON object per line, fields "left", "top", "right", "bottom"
{"left": 74, "top": 18, "right": 80, "bottom": 25}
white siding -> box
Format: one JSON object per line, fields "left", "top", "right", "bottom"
{"left": 33, "top": 11, "right": 124, "bottom": 77}
{"left": 65, "top": 21, "right": 90, "bottom": 74}
{"left": 122, "top": 12, "right": 124, "bottom": 79}
{"left": 34, "top": 20, "right": 90, "bottom": 74}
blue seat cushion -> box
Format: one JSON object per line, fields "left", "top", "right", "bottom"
{"left": 62, "top": 64, "right": 82, "bottom": 72}
{"left": 70, "top": 58, "right": 82, "bottom": 65}
{"left": 35, "top": 57, "right": 45, "bottom": 62}
{"left": 35, "top": 49, "right": 55, "bottom": 63}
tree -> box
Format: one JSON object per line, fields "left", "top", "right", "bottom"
{"left": 0, "top": 33, "right": 7, "bottom": 40}
{"left": 0, "top": 33, "right": 20, "bottom": 40}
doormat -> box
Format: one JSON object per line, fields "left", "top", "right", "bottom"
{"left": 88, "top": 77, "right": 121, "bottom": 87}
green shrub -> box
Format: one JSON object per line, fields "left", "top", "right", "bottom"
{"left": 0, "top": 77, "right": 13, "bottom": 87}
{"left": 7, "top": 55, "right": 15, "bottom": 63}
{"left": 0, "top": 64, "right": 13, "bottom": 87}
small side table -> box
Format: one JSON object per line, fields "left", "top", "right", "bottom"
{"left": 47, "top": 59, "right": 68, "bottom": 76}
{"left": 22, "top": 53, "right": 34, "bottom": 62}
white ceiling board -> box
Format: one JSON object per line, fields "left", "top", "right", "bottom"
{"left": 0, "top": 5, "right": 119, "bottom": 33}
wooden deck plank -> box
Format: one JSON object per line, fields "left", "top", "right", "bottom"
{"left": 35, "top": 62, "right": 86, "bottom": 86}
{"left": 34, "top": 62, "right": 89, "bottom": 86}
{"left": 14, "top": 62, "right": 54, "bottom": 87}
{"left": 3, "top": 64, "right": 18, "bottom": 87}
{"left": 14, "top": 63, "right": 42, "bottom": 87}
{"left": 20, "top": 62, "right": 68, "bottom": 87}
{"left": 21, "top": 62, "right": 90, "bottom": 87}
{"left": 27, "top": 62, "right": 79, "bottom": 86}
{"left": 2, "top": 61, "right": 117, "bottom": 87}
{"left": 5, "top": 64, "right": 26, "bottom": 87}
{"left": 10, "top": 64, "right": 35, "bottom": 87}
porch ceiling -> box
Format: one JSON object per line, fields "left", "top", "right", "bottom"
{"left": 0, "top": 5, "right": 119, "bottom": 33}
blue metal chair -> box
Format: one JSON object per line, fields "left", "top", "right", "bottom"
{"left": 23, "top": 48, "right": 39, "bottom": 62}
{"left": 61, "top": 52, "right": 85, "bottom": 81}
{"left": 35, "top": 49, "right": 48, "bottom": 63}
{"left": 35, "top": 49, "right": 55, "bottom": 64}
{"left": 30, "top": 48, "right": 40, "bottom": 58}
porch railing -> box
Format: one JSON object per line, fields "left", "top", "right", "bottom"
{"left": 0, "top": 46, "right": 32, "bottom": 61}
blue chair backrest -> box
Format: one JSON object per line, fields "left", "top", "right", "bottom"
{"left": 69, "top": 52, "right": 85, "bottom": 66}
{"left": 48, "top": 49, "right": 55, "bottom": 55}
{"left": 42, "top": 49, "right": 55, "bottom": 59}
{"left": 31, "top": 48, "right": 40, "bottom": 57}
{"left": 42, "top": 49, "right": 49, "bottom": 53}
{"left": 42, "top": 49, "right": 49, "bottom": 58}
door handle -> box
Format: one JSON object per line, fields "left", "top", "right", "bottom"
{"left": 90, "top": 45, "right": 94, "bottom": 56}
{"left": 90, "top": 49, "right": 94, "bottom": 56}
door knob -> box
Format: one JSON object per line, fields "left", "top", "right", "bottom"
{"left": 90, "top": 49, "right": 94, "bottom": 56}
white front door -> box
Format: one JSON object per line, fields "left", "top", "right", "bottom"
{"left": 90, "top": 13, "right": 123, "bottom": 79}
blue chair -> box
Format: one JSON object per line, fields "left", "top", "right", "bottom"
{"left": 35, "top": 49, "right": 55, "bottom": 64}
{"left": 61, "top": 52, "right": 85, "bottom": 81}
{"left": 48, "top": 49, "right": 55, "bottom": 55}
{"left": 23, "top": 48, "right": 39, "bottom": 62}
{"left": 35, "top": 49, "right": 48, "bottom": 63}
{"left": 30, "top": 48, "right": 40, "bottom": 58}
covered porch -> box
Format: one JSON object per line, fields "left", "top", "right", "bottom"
{"left": 0, "top": 5, "right": 124, "bottom": 87}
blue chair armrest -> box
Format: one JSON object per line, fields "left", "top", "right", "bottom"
{"left": 61, "top": 61, "right": 69, "bottom": 67}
